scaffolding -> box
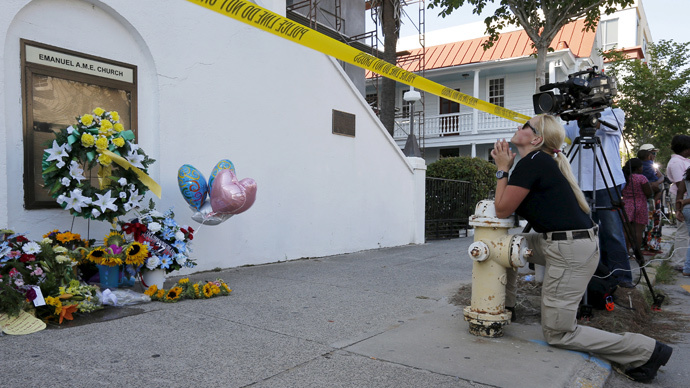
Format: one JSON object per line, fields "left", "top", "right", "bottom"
{"left": 286, "top": 1, "right": 427, "bottom": 151}
{"left": 364, "top": 1, "right": 427, "bottom": 153}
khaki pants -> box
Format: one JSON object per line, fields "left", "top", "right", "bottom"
{"left": 506, "top": 229, "right": 655, "bottom": 367}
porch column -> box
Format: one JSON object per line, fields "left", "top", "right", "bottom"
{"left": 549, "top": 61, "right": 557, "bottom": 84}
{"left": 471, "top": 142, "right": 477, "bottom": 158}
{"left": 472, "top": 70, "right": 480, "bottom": 134}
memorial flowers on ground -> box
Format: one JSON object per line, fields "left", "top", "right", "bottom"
{"left": 145, "top": 277, "right": 231, "bottom": 303}
{"left": 121, "top": 203, "right": 196, "bottom": 274}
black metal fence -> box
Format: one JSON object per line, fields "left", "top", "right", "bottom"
{"left": 425, "top": 177, "right": 473, "bottom": 240}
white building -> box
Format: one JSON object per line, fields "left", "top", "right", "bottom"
{"left": 366, "top": 0, "right": 653, "bottom": 165}
{"left": 0, "top": 0, "right": 426, "bottom": 273}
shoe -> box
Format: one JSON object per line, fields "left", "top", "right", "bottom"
{"left": 625, "top": 341, "right": 673, "bottom": 383}
{"left": 506, "top": 306, "right": 516, "bottom": 322}
{"left": 618, "top": 281, "right": 636, "bottom": 289}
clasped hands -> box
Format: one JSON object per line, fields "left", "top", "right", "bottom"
{"left": 491, "top": 139, "right": 516, "bottom": 172}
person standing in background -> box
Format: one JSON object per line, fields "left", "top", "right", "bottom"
{"left": 564, "top": 107, "right": 634, "bottom": 288}
{"left": 666, "top": 135, "right": 690, "bottom": 269}
{"left": 621, "top": 158, "right": 653, "bottom": 257}
{"left": 638, "top": 145, "right": 664, "bottom": 253}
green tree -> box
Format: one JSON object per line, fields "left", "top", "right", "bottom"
{"left": 428, "top": 0, "right": 634, "bottom": 90}
{"left": 603, "top": 40, "right": 690, "bottom": 164}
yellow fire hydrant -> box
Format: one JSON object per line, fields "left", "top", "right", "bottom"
{"left": 463, "top": 200, "right": 531, "bottom": 337}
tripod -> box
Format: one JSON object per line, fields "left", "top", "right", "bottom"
{"left": 567, "top": 113, "right": 664, "bottom": 318}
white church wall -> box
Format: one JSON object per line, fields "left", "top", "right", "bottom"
{"left": 1, "top": 0, "right": 424, "bottom": 273}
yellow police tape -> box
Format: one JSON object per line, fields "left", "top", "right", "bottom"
{"left": 185, "top": 0, "right": 531, "bottom": 124}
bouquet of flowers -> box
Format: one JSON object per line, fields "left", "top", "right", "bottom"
{"left": 83, "top": 230, "right": 149, "bottom": 268}
{"left": 145, "top": 277, "right": 231, "bottom": 303}
{"left": 41, "top": 280, "right": 102, "bottom": 324}
{"left": 120, "top": 202, "right": 196, "bottom": 274}
{"left": 0, "top": 230, "right": 45, "bottom": 316}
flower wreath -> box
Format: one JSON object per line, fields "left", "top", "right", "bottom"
{"left": 41, "top": 108, "right": 156, "bottom": 222}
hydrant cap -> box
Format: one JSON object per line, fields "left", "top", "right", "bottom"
{"left": 469, "top": 200, "right": 514, "bottom": 228}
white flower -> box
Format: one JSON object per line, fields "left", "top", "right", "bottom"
{"left": 57, "top": 194, "right": 67, "bottom": 204}
{"left": 56, "top": 159, "right": 66, "bottom": 169}
{"left": 119, "top": 191, "right": 127, "bottom": 199}
{"left": 148, "top": 222, "right": 162, "bottom": 233}
{"left": 145, "top": 255, "right": 161, "bottom": 270}
{"left": 41, "top": 238, "right": 52, "bottom": 244}
{"left": 175, "top": 230, "right": 185, "bottom": 241}
{"left": 64, "top": 188, "right": 92, "bottom": 213}
{"left": 123, "top": 189, "right": 144, "bottom": 211}
{"left": 174, "top": 253, "right": 187, "bottom": 265}
{"left": 126, "top": 149, "right": 145, "bottom": 168}
{"left": 93, "top": 190, "right": 118, "bottom": 213}
{"left": 45, "top": 140, "right": 70, "bottom": 166}
{"left": 53, "top": 246, "right": 68, "bottom": 254}
{"left": 56, "top": 255, "right": 72, "bottom": 264}
{"left": 69, "top": 161, "right": 86, "bottom": 183}
{"left": 91, "top": 208, "right": 101, "bottom": 218}
{"left": 22, "top": 241, "right": 41, "bottom": 255}
{"left": 150, "top": 210, "right": 164, "bottom": 218}
{"left": 118, "top": 177, "right": 128, "bottom": 186}
{"left": 61, "top": 177, "right": 71, "bottom": 186}
{"left": 66, "top": 125, "right": 76, "bottom": 134}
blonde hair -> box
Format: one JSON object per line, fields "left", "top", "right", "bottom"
{"left": 532, "top": 114, "right": 590, "bottom": 214}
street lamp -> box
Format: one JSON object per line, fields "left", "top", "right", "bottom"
{"left": 403, "top": 87, "right": 422, "bottom": 157}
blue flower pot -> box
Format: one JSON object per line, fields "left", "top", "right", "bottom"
{"left": 97, "top": 264, "right": 123, "bottom": 289}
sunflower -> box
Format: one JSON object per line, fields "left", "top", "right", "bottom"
{"left": 86, "top": 247, "right": 108, "bottom": 265}
{"left": 166, "top": 286, "right": 183, "bottom": 302}
{"left": 144, "top": 284, "right": 158, "bottom": 297}
{"left": 155, "top": 289, "right": 166, "bottom": 299}
{"left": 103, "top": 231, "right": 126, "bottom": 247}
{"left": 57, "top": 231, "right": 83, "bottom": 244}
{"left": 202, "top": 283, "right": 213, "bottom": 298}
{"left": 193, "top": 283, "right": 200, "bottom": 298}
{"left": 124, "top": 242, "right": 148, "bottom": 266}
{"left": 100, "top": 255, "right": 123, "bottom": 267}
{"left": 221, "top": 282, "right": 232, "bottom": 293}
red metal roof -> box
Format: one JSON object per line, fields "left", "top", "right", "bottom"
{"left": 366, "top": 19, "right": 596, "bottom": 78}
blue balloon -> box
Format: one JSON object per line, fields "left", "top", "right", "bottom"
{"left": 177, "top": 164, "right": 209, "bottom": 210}
{"left": 208, "top": 159, "right": 235, "bottom": 197}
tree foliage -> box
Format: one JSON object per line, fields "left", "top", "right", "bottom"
{"left": 602, "top": 40, "right": 690, "bottom": 164}
{"left": 426, "top": 156, "right": 497, "bottom": 206}
{"left": 427, "top": 0, "right": 634, "bottom": 90}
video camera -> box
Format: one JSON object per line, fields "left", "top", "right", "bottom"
{"left": 532, "top": 66, "right": 617, "bottom": 123}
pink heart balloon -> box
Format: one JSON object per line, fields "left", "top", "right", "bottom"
{"left": 232, "top": 178, "right": 257, "bottom": 215}
{"left": 210, "top": 169, "right": 257, "bottom": 215}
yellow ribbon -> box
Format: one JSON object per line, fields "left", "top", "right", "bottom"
{"left": 101, "top": 149, "right": 162, "bottom": 198}
{"left": 98, "top": 165, "right": 113, "bottom": 190}
{"left": 185, "top": 0, "right": 530, "bottom": 124}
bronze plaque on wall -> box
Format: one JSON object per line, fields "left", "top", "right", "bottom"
{"left": 332, "top": 109, "right": 355, "bottom": 137}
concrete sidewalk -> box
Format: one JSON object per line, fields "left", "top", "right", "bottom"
{"left": 1, "top": 228, "right": 687, "bottom": 387}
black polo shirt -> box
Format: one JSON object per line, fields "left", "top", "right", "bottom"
{"left": 508, "top": 150, "right": 594, "bottom": 233}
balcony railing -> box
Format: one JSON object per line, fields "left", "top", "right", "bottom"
{"left": 393, "top": 108, "right": 534, "bottom": 139}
